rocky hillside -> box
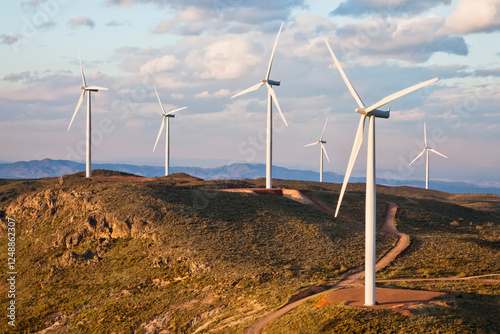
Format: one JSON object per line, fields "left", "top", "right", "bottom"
{"left": 0, "top": 172, "right": 498, "bottom": 333}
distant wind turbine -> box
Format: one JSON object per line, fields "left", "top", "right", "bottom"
{"left": 231, "top": 21, "right": 288, "bottom": 189}
{"left": 67, "top": 49, "right": 108, "bottom": 178}
{"left": 326, "top": 39, "right": 438, "bottom": 306}
{"left": 409, "top": 122, "right": 448, "bottom": 189}
{"left": 152, "top": 86, "right": 187, "bottom": 176}
{"left": 304, "top": 117, "right": 330, "bottom": 182}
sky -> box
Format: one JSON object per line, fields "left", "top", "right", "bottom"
{"left": 0, "top": 0, "right": 499, "bottom": 187}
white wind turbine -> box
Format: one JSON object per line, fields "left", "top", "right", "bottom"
{"left": 409, "top": 122, "right": 447, "bottom": 189}
{"left": 152, "top": 86, "right": 187, "bottom": 176}
{"left": 325, "top": 39, "right": 438, "bottom": 306}
{"left": 67, "top": 49, "right": 108, "bottom": 178}
{"left": 231, "top": 21, "right": 288, "bottom": 189}
{"left": 304, "top": 118, "right": 331, "bottom": 182}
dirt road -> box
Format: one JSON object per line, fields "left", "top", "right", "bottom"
{"left": 243, "top": 201, "right": 408, "bottom": 334}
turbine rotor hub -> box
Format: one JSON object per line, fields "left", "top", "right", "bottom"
{"left": 355, "top": 108, "right": 368, "bottom": 116}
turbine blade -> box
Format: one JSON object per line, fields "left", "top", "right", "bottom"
{"left": 322, "top": 143, "right": 331, "bottom": 162}
{"left": 320, "top": 117, "right": 329, "bottom": 141}
{"left": 86, "top": 86, "right": 108, "bottom": 91}
{"left": 78, "top": 48, "right": 87, "bottom": 87}
{"left": 268, "top": 85, "right": 288, "bottom": 127}
{"left": 335, "top": 115, "right": 366, "bottom": 217}
{"left": 153, "top": 116, "right": 166, "bottom": 152}
{"left": 231, "top": 82, "right": 265, "bottom": 99}
{"left": 154, "top": 86, "right": 167, "bottom": 114}
{"left": 68, "top": 90, "right": 86, "bottom": 131}
{"left": 325, "top": 39, "right": 365, "bottom": 109}
{"left": 304, "top": 141, "right": 319, "bottom": 147}
{"left": 424, "top": 122, "right": 427, "bottom": 147}
{"left": 164, "top": 106, "right": 188, "bottom": 116}
{"left": 409, "top": 149, "right": 426, "bottom": 166}
{"left": 365, "top": 77, "right": 438, "bottom": 113}
{"left": 266, "top": 21, "right": 284, "bottom": 81}
{"left": 429, "top": 148, "right": 448, "bottom": 159}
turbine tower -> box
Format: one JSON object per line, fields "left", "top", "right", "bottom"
{"left": 232, "top": 21, "right": 288, "bottom": 189}
{"left": 326, "top": 39, "right": 438, "bottom": 306}
{"left": 68, "top": 49, "right": 108, "bottom": 178}
{"left": 304, "top": 117, "right": 331, "bottom": 182}
{"left": 152, "top": 86, "right": 187, "bottom": 176}
{"left": 409, "top": 122, "right": 448, "bottom": 189}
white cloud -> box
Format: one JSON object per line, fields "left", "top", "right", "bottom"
{"left": 186, "top": 38, "right": 261, "bottom": 80}
{"left": 390, "top": 108, "right": 425, "bottom": 121}
{"left": 154, "top": 73, "right": 192, "bottom": 89}
{"left": 139, "top": 55, "right": 180, "bottom": 75}
{"left": 107, "top": 0, "right": 306, "bottom": 26}
{"left": 178, "top": 6, "right": 207, "bottom": 22}
{"left": 214, "top": 89, "right": 231, "bottom": 97}
{"left": 125, "top": 119, "right": 148, "bottom": 128}
{"left": 194, "top": 89, "right": 231, "bottom": 98}
{"left": 4, "top": 71, "right": 32, "bottom": 82}
{"left": 88, "top": 70, "right": 104, "bottom": 80}
{"left": 334, "top": 15, "right": 468, "bottom": 64}
{"left": 171, "top": 93, "right": 185, "bottom": 99}
{"left": 195, "top": 91, "right": 210, "bottom": 98}
{"left": 0, "top": 87, "right": 58, "bottom": 102}
{"left": 442, "top": 0, "right": 500, "bottom": 35}
{"left": 117, "top": 88, "right": 133, "bottom": 95}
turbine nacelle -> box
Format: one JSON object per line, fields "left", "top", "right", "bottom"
{"left": 81, "top": 85, "right": 108, "bottom": 92}
{"left": 82, "top": 87, "right": 99, "bottom": 92}
{"left": 163, "top": 114, "right": 175, "bottom": 118}
{"left": 264, "top": 79, "right": 281, "bottom": 86}
{"left": 355, "top": 108, "right": 390, "bottom": 119}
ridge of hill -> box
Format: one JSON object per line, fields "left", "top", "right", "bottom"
{"left": 0, "top": 172, "right": 498, "bottom": 333}
{"left": 1, "top": 158, "right": 499, "bottom": 195}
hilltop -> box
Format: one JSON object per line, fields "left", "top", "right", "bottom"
{"left": 0, "top": 171, "right": 498, "bottom": 333}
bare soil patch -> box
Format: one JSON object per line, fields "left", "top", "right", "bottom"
{"left": 316, "top": 286, "right": 446, "bottom": 315}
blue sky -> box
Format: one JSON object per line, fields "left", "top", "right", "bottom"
{"left": 1, "top": 0, "right": 499, "bottom": 187}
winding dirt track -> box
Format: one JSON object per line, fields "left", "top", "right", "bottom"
{"left": 243, "top": 200, "right": 408, "bottom": 334}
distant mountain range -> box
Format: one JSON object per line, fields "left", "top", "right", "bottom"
{"left": 1, "top": 158, "right": 499, "bottom": 195}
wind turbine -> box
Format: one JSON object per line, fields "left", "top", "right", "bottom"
{"left": 152, "top": 86, "right": 187, "bottom": 176}
{"left": 409, "top": 122, "right": 447, "bottom": 189}
{"left": 304, "top": 117, "right": 331, "bottom": 182}
{"left": 231, "top": 21, "right": 288, "bottom": 189}
{"left": 325, "top": 39, "right": 438, "bottom": 306}
{"left": 67, "top": 49, "right": 108, "bottom": 178}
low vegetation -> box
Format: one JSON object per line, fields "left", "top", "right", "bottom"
{"left": 0, "top": 172, "right": 498, "bottom": 333}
